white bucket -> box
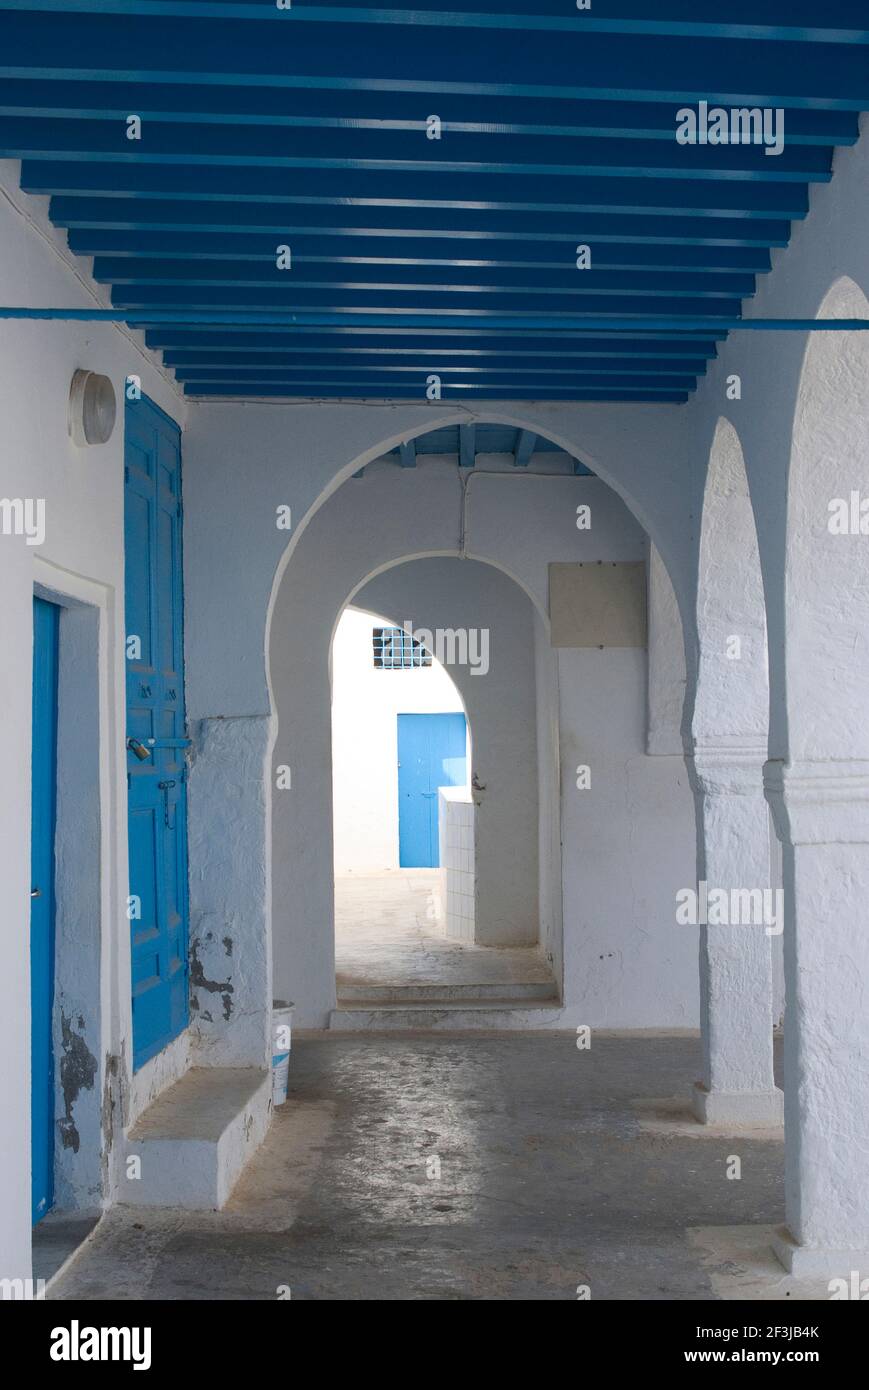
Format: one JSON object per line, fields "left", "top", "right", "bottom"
{"left": 272, "top": 1000, "right": 294, "bottom": 1107}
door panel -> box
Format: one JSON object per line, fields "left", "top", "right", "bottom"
{"left": 31, "top": 596, "right": 59, "bottom": 1226}
{"left": 397, "top": 712, "right": 467, "bottom": 868}
{"left": 124, "top": 396, "right": 190, "bottom": 1070}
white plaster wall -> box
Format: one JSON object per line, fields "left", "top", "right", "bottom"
{"left": 186, "top": 713, "right": 272, "bottom": 1069}
{"left": 647, "top": 542, "right": 688, "bottom": 756}
{"left": 558, "top": 646, "right": 698, "bottom": 1027}
{"left": 0, "top": 165, "right": 185, "bottom": 1281}
{"left": 331, "top": 605, "right": 466, "bottom": 874}
{"left": 439, "top": 789, "right": 476, "bottom": 942}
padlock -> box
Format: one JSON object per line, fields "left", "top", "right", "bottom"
{"left": 126, "top": 737, "right": 152, "bottom": 761}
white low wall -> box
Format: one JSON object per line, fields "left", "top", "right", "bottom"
{"left": 439, "top": 788, "right": 475, "bottom": 942}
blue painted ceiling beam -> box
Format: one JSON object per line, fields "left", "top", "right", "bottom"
{"left": 49, "top": 199, "right": 792, "bottom": 248}
{"left": 0, "top": 118, "right": 835, "bottom": 182}
{"left": 2, "top": 1, "right": 868, "bottom": 48}
{"left": 108, "top": 288, "right": 747, "bottom": 318}
{"left": 145, "top": 325, "right": 724, "bottom": 342}
{"left": 181, "top": 385, "right": 692, "bottom": 402}
{"left": 21, "top": 164, "right": 810, "bottom": 218}
{"left": 162, "top": 355, "right": 709, "bottom": 376}
{"left": 150, "top": 334, "right": 720, "bottom": 359}
{"left": 1, "top": 10, "right": 868, "bottom": 112}
{"left": 1, "top": 79, "right": 858, "bottom": 145}
{"left": 1, "top": 14, "right": 868, "bottom": 110}
{"left": 68, "top": 231, "right": 773, "bottom": 274}
{"left": 169, "top": 369, "right": 701, "bottom": 389}
{"left": 93, "top": 258, "right": 755, "bottom": 297}
{"left": 5, "top": 308, "right": 853, "bottom": 332}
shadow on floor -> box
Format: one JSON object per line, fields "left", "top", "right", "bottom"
{"left": 46, "top": 1034, "right": 800, "bottom": 1302}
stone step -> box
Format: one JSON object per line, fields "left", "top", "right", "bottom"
{"left": 337, "top": 979, "right": 557, "bottom": 1005}
{"left": 121, "top": 1067, "right": 271, "bottom": 1211}
{"left": 329, "top": 1001, "right": 566, "bottom": 1031}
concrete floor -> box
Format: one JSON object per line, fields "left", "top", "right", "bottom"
{"left": 335, "top": 870, "right": 555, "bottom": 1001}
{"left": 47, "top": 1034, "right": 822, "bottom": 1302}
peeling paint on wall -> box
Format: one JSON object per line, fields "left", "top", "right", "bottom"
{"left": 189, "top": 932, "right": 235, "bottom": 1026}
{"left": 185, "top": 714, "right": 272, "bottom": 1068}
{"left": 58, "top": 1012, "right": 98, "bottom": 1154}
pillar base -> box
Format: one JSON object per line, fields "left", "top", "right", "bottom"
{"left": 772, "top": 1226, "right": 869, "bottom": 1280}
{"left": 691, "top": 1082, "right": 784, "bottom": 1129}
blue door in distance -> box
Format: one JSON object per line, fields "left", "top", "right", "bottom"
{"left": 398, "top": 712, "right": 467, "bottom": 868}
{"left": 125, "top": 395, "right": 190, "bottom": 1070}
{"left": 31, "top": 597, "right": 59, "bottom": 1225}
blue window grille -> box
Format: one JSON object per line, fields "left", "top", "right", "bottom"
{"left": 373, "top": 626, "right": 432, "bottom": 669}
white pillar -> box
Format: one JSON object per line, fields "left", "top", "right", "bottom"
{"left": 689, "top": 746, "right": 783, "bottom": 1127}
{"left": 767, "top": 759, "right": 869, "bottom": 1276}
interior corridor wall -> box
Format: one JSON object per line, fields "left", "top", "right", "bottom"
{"left": 558, "top": 644, "right": 698, "bottom": 1028}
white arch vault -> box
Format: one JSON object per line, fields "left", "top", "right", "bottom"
{"left": 265, "top": 453, "right": 693, "bottom": 1028}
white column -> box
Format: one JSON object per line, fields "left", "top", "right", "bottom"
{"left": 689, "top": 746, "right": 783, "bottom": 1127}
{"left": 767, "top": 759, "right": 869, "bottom": 1276}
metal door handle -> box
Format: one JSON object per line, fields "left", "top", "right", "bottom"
{"left": 158, "top": 780, "right": 177, "bottom": 829}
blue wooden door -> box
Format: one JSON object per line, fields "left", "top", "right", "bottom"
{"left": 124, "top": 395, "right": 190, "bottom": 1070}
{"left": 397, "top": 712, "right": 467, "bottom": 868}
{"left": 31, "top": 596, "right": 59, "bottom": 1225}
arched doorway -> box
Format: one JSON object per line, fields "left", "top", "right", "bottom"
{"left": 266, "top": 420, "right": 695, "bottom": 1031}
{"left": 330, "top": 559, "right": 558, "bottom": 1011}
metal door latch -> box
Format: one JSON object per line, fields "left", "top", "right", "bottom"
{"left": 158, "top": 779, "right": 177, "bottom": 829}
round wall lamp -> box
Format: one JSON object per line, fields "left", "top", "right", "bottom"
{"left": 68, "top": 369, "right": 117, "bottom": 447}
